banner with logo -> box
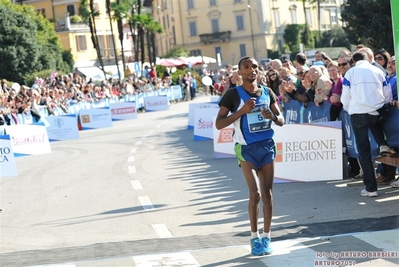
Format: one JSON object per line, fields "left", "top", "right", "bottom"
{"left": 193, "top": 108, "right": 219, "bottom": 140}
{"left": 144, "top": 96, "right": 169, "bottom": 111}
{"left": 43, "top": 115, "right": 80, "bottom": 142}
{"left": 109, "top": 102, "right": 138, "bottom": 121}
{"left": 188, "top": 103, "right": 219, "bottom": 129}
{"left": 0, "top": 135, "right": 18, "bottom": 177}
{"left": 302, "top": 102, "right": 331, "bottom": 123}
{"left": 212, "top": 117, "right": 235, "bottom": 158}
{"left": 283, "top": 100, "right": 303, "bottom": 124}
{"left": 1, "top": 125, "right": 52, "bottom": 157}
{"left": 273, "top": 121, "right": 342, "bottom": 182}
{"left": 79, "top": 107, "right": 113, "bottom": 130}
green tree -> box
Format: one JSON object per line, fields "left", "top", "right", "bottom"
{"left": 0, "top": 1, "right": 69, "bottom": 82}
{"left": 111, "top": 0, "right": 131, "bottom": 72}
{"left": 283, "top": 24, "right": 303, "bottom": 52}
{"left": 164, "top": 47, "right": 188, "bottom": 58}
{"left": 341, "top": 0, "right": 393, "bottom": 53}
{"left": 319, "top": 26, "right": 350, "bottom": 49}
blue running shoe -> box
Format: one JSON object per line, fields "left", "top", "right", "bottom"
{"left": 250, "top": 237, "right": 266, "bottom": 256}
{"left": 261, "top": 237, "right": 273, "bottom": 255}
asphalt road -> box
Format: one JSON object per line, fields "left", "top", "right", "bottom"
{"left": 1, "top": 94, "right": 398, "bottom": 267}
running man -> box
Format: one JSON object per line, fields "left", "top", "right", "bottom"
{"left": 215, "top": 57, "right": 284, "bottom": 256}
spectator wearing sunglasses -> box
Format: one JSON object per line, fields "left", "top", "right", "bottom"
{"left": 374, "top": 49, "right": 391, "bottom": 70}
{"left": 337, "top": 56, "right": 351, "bottom": 76}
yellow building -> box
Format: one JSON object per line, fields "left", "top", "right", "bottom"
{"left": 152, "top": 0, "right": 343, "bottom": 66}
{"left": 17, "top": 0, "right": 129, "bottom": 78}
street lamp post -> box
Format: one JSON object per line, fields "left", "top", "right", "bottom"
{"left": 247, "top": 2, "right": 256, "bottom": 60}
{"left": 248, "top": 4, "right": 267, "bottom": 60}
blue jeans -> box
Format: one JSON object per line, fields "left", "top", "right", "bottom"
{"left": 350, "top": 114, "right": 387, "bottom": 192}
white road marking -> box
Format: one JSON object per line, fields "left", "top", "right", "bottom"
{"left": 128, "top": 166, "right": 137, "bottom": 174}
{"left": 130, "top": 147, "right": 137, "bottom": 153}
{"left": 135, "top": 141, "right": 142, "bottom": 146}
{"left": 151, "top": 224, "right": 173, "bottom": 238}
{"left": 138, "top": 196, "right": 154, "bottom": 210}
{"left": 133, "top": 252, "right": 199, "bottom": 267}
{"left": 131, "top": 180, "right": 143, "bottom": 190}
{"left": 127, "top": 156, "right": 135, "bottom": 162}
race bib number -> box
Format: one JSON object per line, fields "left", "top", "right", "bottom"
{"left": 247, "top": 103, "right": 271, "bottom": 132}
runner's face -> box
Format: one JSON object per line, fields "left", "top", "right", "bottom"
{"left": 239, "top": 58, "right": 259, "bottom": 82}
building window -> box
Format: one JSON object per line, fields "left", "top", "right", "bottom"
{"left": 234, "top": 0, "right": 242, "bottom": 3}
{"left": 211, "top": 19, "right": 219, "bottom": 33}
{"left": 330, "top": 8, "right": 337, "bottom": 24}
{"left": 215, "top": 46, "right": 222, "bottom": 61}
{"left": 210, "top": 0, "right": 216, "bottom": 6}
{"left": 236, "top": 15, "right": 244, "bottom": 30}
{"left": 75, "top": 36, "right": 87, "bottom": 51}
{"left": 67, "top": 4, "right": 75, "bottom": 16}
{"left": 305, "top": 8, "right": 312, "bottom": 26}
{"left": 189, "top": 21, "right": 197, "bottom": 36}
{"left": 239, "top": 44, "right": 246, "bottom": 57}
{"left": 187, "top": 0, "right": 194, "bottom": 9}
{"left": 97, "top": 35, "right": 105, "bottom": 56}
{"left": 274, "top": 10, "right": 280, "bottom": 28}
{"left": 190, "top": 49, "right": 202, "bottom": 56}
{"left": 290, "top": 9, "right": 297, "bottom": 24}
{"left": 106, "top": 35, "right": 116, "bottom": 57}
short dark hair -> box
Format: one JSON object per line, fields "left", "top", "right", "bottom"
{"left": 238, "top": 56, "right": 252, "bottom": 70}
{"left": 295, "top": 53, "right": 307, "bottom": 65}
{"left": 352, "top": 51, "right": 368, "bottom": 62}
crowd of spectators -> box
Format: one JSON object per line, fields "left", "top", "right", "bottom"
{"left": 0, "top": 67, "right": 182, "bottom": 125}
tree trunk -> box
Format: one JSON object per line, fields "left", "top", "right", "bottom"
{"left": 139, "top": 26, "right": 145, "bottom": 65}
{"left": 151, "top": 32, "right": 157, "bottom": 66}
{"left": 106, "top": 0, "right": 121, "bottom": 80}
{"left": 146, "top": 30, "right": 152, "bottom": 65}
{"left": 117, "top": 0, "right": 126, "bottom": 72}
{"left": 89, "top": 0, "right": 106, "bottom": 78}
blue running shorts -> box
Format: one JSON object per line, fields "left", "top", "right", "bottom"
{"left": 234, "top": 139, "right": 276, "bottom": 169}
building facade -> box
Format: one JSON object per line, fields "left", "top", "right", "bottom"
{"left": 152, "top": 0, "right": 343, "bottom": 66}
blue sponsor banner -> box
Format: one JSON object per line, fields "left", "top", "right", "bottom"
{"left": 302, "top": 101, "right": 331, "bottom": 123}
{"left": 171, "top": 85, "right": 183, "bottom": 100}
{"left": 283, "top": 100, "right": 303, "bottom": 124}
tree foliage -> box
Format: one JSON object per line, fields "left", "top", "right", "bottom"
{"left": 341, "top": 0, "right": 393, "bottom": 54}
{"left": 164, "top": 47, "right": 189, "bottom": 58}
{"left": 319, "top": 26, "right": 351, "bottom": 49}
{"left": 0, "top": 0, "right": 72, "bottom": 82}
{"left": 283, "top": 24, "right": 304, "bottom": 52}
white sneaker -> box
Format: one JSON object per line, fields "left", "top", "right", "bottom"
{"left": 391, "top": 180, "right": 399, "bottom": 188}
{"left": 379, "top": 145, "right": 397, "bottom": 157}
{"left": 360, "top": 189, "right": 378, "bottom": 197}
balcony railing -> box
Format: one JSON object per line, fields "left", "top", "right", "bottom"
{"left": 199, "top": 31, "right": 231, "bottom": 44}
{"left": 54, "top": 18, "right": 89, "bottom": 32}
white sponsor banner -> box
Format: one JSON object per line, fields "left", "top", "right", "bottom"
{"left": 144, "top": 96, "right": 169, "bottom": 111}
{"left": 110, "top": 102, "right": 138, "bottom": 121}
{"left": 0, "top": 135, "right": 18, "bottom": 177}
{"left": 188, "top": 103, "right": 219, "bottom": 129}
{"left": 193, "top": 108, "right": 219, "bottom": 140}
{"left": 273, "top": 121, "right": 342, "bottom": 182}
{"left": 44, "top": 115, "right": 80, "bottom": 142}
{"left": 212, "top": 117, "right": 235, "bottom": 158}
{"left": 79, "top": 107, "right": 112, "bottom": 130}
{"left": 1, "top": 125, "right": 51, "bottom": 156}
